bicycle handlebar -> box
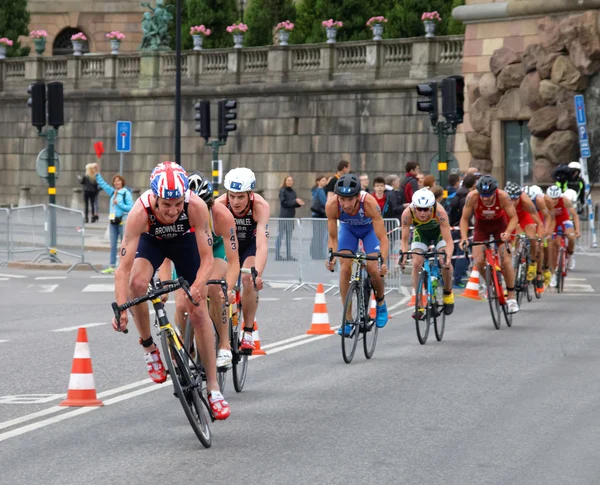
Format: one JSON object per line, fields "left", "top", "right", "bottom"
{"left": 464, "top": 239, "right": 511, "bottom": 258}
{"left": 206, "top": 279, "right": 229, "bottom": 306}
{"left": 111, "top": 277, "right": 199, "bottom": 334}
{"left": 327, "top": 248, "right": 383, "bottom": 274}
{"left": 398, "top": 249, "right": 448, "bottom": 266}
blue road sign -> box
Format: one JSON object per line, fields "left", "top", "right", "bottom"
{"left": 579, "top": 125, "right": 588, "bottom": 141}
{"left": 580, "top": 140, "right": 591, "bottom": 158}
{"left": 116, "top": 121, "right": 132, "bottom": 153}
{"left": 574, "top": 95, "right": 586, "bottom": 125}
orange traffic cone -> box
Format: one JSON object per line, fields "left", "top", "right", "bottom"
{"left": 461, "top": 268, "right": 482, "bottom": 300}
{"left": 406, "top": 288, "right": 427, "bottom": 307}
{"left": 251, "top": 320, "right": 267, "bottom": 355}
{"left": 60, "top": 328, "right": 103, "bottom": 407}
{"left": 369, "top": 293, "right": 377, "bottom": 319}
{"left": 307, "top": 283, "right": 335, "bottom": 335}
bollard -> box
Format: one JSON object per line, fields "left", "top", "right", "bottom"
{"left": 71, "top": 187, "right": 83, "bottom": 211}
{"left": 18, "top": 186, "right": 31, "bottom": 207}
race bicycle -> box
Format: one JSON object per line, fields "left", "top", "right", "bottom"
{"left": 328, "top": 249, "right": 383, "bottom": 364}
{"left": 512, "top": 234, "right": 537, "bottom": 306}
{"left": 399, "top": 246, "right": 448, "bottom": 345}
{"left": 553, "top": 231, "right": 571, "bottom": 293}
{"left": 111, "top": 277, "right": 214, "bottom": 448}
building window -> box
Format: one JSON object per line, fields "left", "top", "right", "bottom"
{"left": 503, "top": 120, "right": 532, "bottom": 185}
{"left": 53, "top": 28, "right": 89, "bottom": 56}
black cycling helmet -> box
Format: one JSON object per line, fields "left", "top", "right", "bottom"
{"left": 476, "top": 175, "right": 498, "bottom": 196}
{"left": 552, "top": 164, "right": 571, "bottom": 183}
{"left": 334, "top": 173, "right": 361, "bottom": 197}
{"left": 187, "top": 171, "right": 213, "bottom": 202}
{"left": 504, "top": 181, "right": 522, "bottom": 200}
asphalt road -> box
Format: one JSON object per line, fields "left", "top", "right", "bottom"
{"left": 1, "top": 252, "right": 600, "bottom": 485}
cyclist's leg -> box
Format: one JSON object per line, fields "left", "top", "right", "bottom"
{"left": 409, "top": 236, "right": 426, "bottom": 319}
{"left": 336, "top": 224, "right": 358, "bottom": 334}
{"left": 523, "top": 223, "right": 538, "bottom": 280}
{"left": 471, "top": 222, "right": 488, "bottom": 276}
{"left": 564, "top": 222, "right": 576, "bottom": 254}
{"left": 209, "top": 258, "right": 232, "bottom": 368}
{"left": 240, "top": 248, "right": 258, "bottom": 341}
{"left": 495, "top": 218, "right": 516, "bottom": 301}
{"left": 362, "top": 229, "right": 388, "bottom": 327}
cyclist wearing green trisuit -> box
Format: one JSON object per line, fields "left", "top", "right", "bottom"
{"left": 400, "top": 188, "right": 455, "bottom": 317}
{"left": 160, "top": 171, "right": 240, "bottom": 370}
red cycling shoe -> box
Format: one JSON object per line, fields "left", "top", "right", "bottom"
{"left": 208, "top": 391, "right": 231, "bottom": 420}
{"left": 145, "top": 348, "right": 167, "bottom": 384}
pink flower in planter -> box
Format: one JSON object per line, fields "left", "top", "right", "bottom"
{"left": 226, "top": 23, "right": 248, "bottom": 34}
{"left": 421, "top": 11, "right": 442, "bottom": 22}
{"left": 190, "top": 25, "right": 211, "bottom": 36}
{"left": 366, "top": 16, "right": 387, "bottom": 27}
{"left": 0, "top": 38, "right": 14, "bottom": 47}
{"left": 322, "top": 19, "right": 343, "bottom": 29}
{"left": 106, "top": 31, "right": 126, "bottom": 41}
{"left": 71, "top": 32, "right": 87, "bottom": 41}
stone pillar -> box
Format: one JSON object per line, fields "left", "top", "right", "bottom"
{"left": 71, "top": 187, "right": 83, "bottom": 211}
{"left": 189, "top": 51, "right": 201, "bottom": 86}
{"left": 24, "top": 57, "right": 44, "bottom": 81}
{"left": 228, "top": 50, "right": 242, "bottom": 84}
{"left": 105, "top": 56, "right": 117, "bottom": 90}
{"left": 267, "top": 46, "right": 289, "bottom": 83}
{"left": 18, "top": 187, "right": 31, "bottom": 207}
{"left": 67, "top": 57, "right": 80, "bottom": 89}
{"left": 366, "top": 42, "right": 381, "bottom": 80}
{"left": 409, "top": 40, "right": 436, "bottom": 79}
{"left": 139, "top": 52, "right": 160, "bottom": 89}
{"left": 320, "top": 44, "right": 335, "bottom": 81}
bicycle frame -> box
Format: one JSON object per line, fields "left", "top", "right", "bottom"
{"left": 400, "top": 248, "right": 446, "bottom": 305}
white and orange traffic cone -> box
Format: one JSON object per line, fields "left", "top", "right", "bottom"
{"left": 461, "top": 268, "right": 482, "bottom": 300}
{"left": 369, "top": 293, "right": 377, "bottom": 320}
{"left": 407, "top": 287, "right": 427, "bottom": 307}
{"left": 307, "top": 283, "right": 335, "bottom": 335}
{"left": 251, "top": 320, "right": 267, "bottom": 355}
{"left": 60, "top": 327, "right": 103, "bottom": 407}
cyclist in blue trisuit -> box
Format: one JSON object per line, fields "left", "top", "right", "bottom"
{"left": 325, "top": 173, "right": 389, "bottom": 335}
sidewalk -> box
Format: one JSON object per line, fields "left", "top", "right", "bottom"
{"left": 82, "top": 213, "right": 111, "bottom": 251}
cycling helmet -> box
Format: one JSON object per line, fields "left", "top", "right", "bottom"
{"left": 546, "top": 185, "right": 562, "bottom": 199}
{"left": 524, "top": 185, "right": 543, "bottom": 199}
{"left": 334, "top": 173, "right": 361, "bottom": 197}
{"left": 476, "top": 175, "right": 498, "bottom": 196}
{"left": 187, "top": 171, "right": 213, "bottom": 202}
{"left": 568, "top": 161, "right": 581, "bottom": 172}
{"left": 504, "top": 181, "right": 522, "bottom": 200}
{"left": 552, "top": 164, "right": 571, "bottom": 182}
{"left": 563, "top": 188, "right": 578, "bottom": 203}
{"left": 150, "top": 161, "right": 188, "bottom": 199}
{"left": 412, "top": 188, "right": 436, "bottom": 209}
{"left": 224, "top": 167, "right": 256, "bottom": 192}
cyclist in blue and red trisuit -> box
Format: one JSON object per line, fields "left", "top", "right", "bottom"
{"left": 325, "top": 173, "right": 389, "bottom": 336}
{"left": 112, "top": 161, "right": 230, "bottom": 420}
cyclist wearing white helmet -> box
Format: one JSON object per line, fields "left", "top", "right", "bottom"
{"left": 399, "top": 188, "right": 455, "bottom": 317}
{"left": 216, "top": 167, "right": 270, "bottom": 352}
{"left": 325, "top": 173, "right": 390, "bottom": 334}
{"left": 523, "top": 185, "right": 554, "bottom": 290}
{"left": 545, "top": 185, "right": 580, "bottom": 284}
{"left": 160, "top": 171, "right": 240, "bottom": 370}
{"left": 112, "top": 161, "right": 230, "bottom": 420}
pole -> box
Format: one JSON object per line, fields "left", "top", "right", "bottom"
{"left": 579, "top": 157, "right": 597, "bottom": 248}
{"left": 174, "top": 0, "right": 182, "bottom": 165}
{"left": 437, "top": 121, "right": 448, "bottom": 197}
{"left": 519, "top": 141, "right": 525, "bottom": 187}
{"left": 119, "top": 152, "right": 124, "bottom": 176}
{"left": 46, "top": 128, "right": 59, "bottom": 262}
{"left": 211, "top": 140, "right": 221, "bottom": 197}
{"left": 240, "top": 0, "right": 245, "bottom": 23}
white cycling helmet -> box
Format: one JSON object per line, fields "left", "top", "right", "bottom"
{"left": 224, "top": 167, "right": 256, "bottom": 192}
{"left": 412, "top": 188, "right": 436, "bottom": 209}
{"left": 524, "top": 185, "right": 542, "bottom": 199}
{"left": 568, "top": 161, "right": 581, "bottom": 171}
{"left": 546, "top": 185, "right": 562, "bottom": 199}
{"left": 563, "top": 188, "right": 578, "bottom": 203}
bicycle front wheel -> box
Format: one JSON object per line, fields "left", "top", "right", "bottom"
{"left": 433, "top": 284, "right": 445, "bottom": 342}
{"left": 485, "top": 265, "right": 501, "bottom": 330}
{"left": 415, "top": 271, "right": 430, "bottom": 345}
{"left": 556, "top": 250, "right": 564, "bottom": 294}
{"left": 341, "top": 281, "right": 361, "bottom": 363}
{"left": 362, "top": 281, "right": 378, "bottom": 359}
{"left": 231, "top": 320, "right": 248, "bottom": 393}
{"left": 160, "top": 330, "right": 212, "bottom": 448}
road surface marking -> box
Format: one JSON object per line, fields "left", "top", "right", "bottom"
{"left": 52, "top": 322, "right": 109, "bottom": 332}
{"left": 0, "top": 273, "right": 26, "bottom": 279}
{"left": 82, "top": 284, "right": 114, "bottom": 292}
{"left": 34, "top": 276, "right": 67, "bottom": 280}
{"left": 27, "top": 284, "right": 58, "bottom": 293}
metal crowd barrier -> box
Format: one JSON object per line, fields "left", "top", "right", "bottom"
{"left": 8, "top": 205, "right": 48, "bottom": 262}
{"left": 0, "top": 208, "right": 9, "bottom": 266}
{"left": 50, "top": 204, "right": 97, "bottom": 272}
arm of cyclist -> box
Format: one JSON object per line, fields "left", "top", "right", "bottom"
{"left": 537, "top": 196, "right": 553, "bottom": 238}
{"left": 522, "top": 193, "right": 546, "bottom": 238}
{"left": 215, "top": 204, "right": 240, "bottom": 300}
{"left": 499, "top": 190, "right": 519, "bottom": 240}
{"left": 460, "top": 191, "right": 475, "bottom": 250}
{"left": 112, "top": 202, "right": 146, "bottom": 331}
{"left": 399, "top": 206, "right": 411, "bottom": 268}
{"left": 564, "top": 197, "right": 581, "bottom": 238}
{"left": 189, "top": 196, "right": 214, "bottom": 303}
{"left": 365, "top": 196, "right": 388, "bottom": 275}
{"left": 325, "top": 196, "right": 339, "bottom": 271}
{"left": 252, "top": 194, "right": 270, "bottom": 291}
{"left": 436, "top": 204, "right": 454, "bottom": 268}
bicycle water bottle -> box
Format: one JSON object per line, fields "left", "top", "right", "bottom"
{"left": 232, "top": 310, "right": 239, "bottom": 327}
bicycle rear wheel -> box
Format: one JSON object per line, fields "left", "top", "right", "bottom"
{"left": 362, "top": 280, "right": 378, "bottom": 359}
{"left": 160, "top": 330, "right": 212, "bottom": 448}
{"left": 341, "top": 281, "right": 361, "bottom": 363}
{"left": 415, "top": 271, "right": 430, "bottom": 345}
{"left": 485, "top": 265, "right": 501, "bottom": 330}
{"left": 231, "top": 319, "right": 248, "bottom": 393}
{"left": 556, "top": 250, "right": 564, "bottom": 294}
{"left": 433, "top": 284, "right": 445, "bottom": 342}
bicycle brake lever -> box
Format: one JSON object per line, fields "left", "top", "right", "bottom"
{"left": 178, "top": 277, "right": 200, "bottom": 306}
{"left": 111, "top": 302, "right": 128, "bottom": 334}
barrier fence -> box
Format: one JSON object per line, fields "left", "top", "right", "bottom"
{"left": 0, "top": 204, "right": 93, "bottom": 270}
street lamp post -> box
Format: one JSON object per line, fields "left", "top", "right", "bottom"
{"left": 240, "top": 0, "right": 246, "bottom": 23}
{"left": 175, "top": 0, "right": 182, "bottom": 165}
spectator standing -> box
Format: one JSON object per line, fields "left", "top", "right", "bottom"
{"left": 276, "top": 175, "right": 304, "bottom": 261}
{"left": 400, "top": 162, "right": 420, "bottom": 205}
{"left": 78, "top": 163, "right": 99, "bottom": 223}
{"left": 417, "top": 173, "right": 425, "bottom": 189}
{"left": 310, "top": 175, "right": 328, "bottom": 259}
{"left": 93, "top": 164, "right": 134, "bottom": 274}
{"left": 325, "top": 160, "right": 351, "bottom": 199}
{"left": 444, "top": 173, "right": 461, "bottom": 211}
{"left": 383, "top": 174, "right": 404, "bottom": 216}
{"left": 423, "top": 174, "right": 436, "bottom": 189}
{"left": 449, "top": 173, "right": 477, "bottom": 287}
{"left": 359, "top": 174, "right": 370, "bottom": 193}
{"left": 372, "top": 177, "right": 388, "bottom": 214}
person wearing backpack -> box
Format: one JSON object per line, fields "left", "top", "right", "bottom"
{"left": 310, "top": 175, "right": 327, "bottom": 259}
{"left": 443, "top": 173, "right": 460, "bottom": 213}
{"left": 449, "top": 173, "right": 476, "bottom": 287}
{"left": 92, "top": 163, "right": 134, "bottom": 274}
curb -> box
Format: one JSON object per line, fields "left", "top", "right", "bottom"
{"left": 7, "top": 261, "right": 106, "bottom": 271}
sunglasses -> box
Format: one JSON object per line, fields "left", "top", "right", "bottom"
{"left": 480, "top": 193, "right": 495, "bottom": 199}
{"left": 415, "top": 207, "right": 431, "bottom": 213}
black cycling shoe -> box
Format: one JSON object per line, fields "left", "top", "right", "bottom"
{"left": 444, "top": 303, "right": 454, "bottom": 316}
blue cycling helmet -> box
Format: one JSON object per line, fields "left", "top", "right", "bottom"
{"left": 476, "top": 175, "right": 498, "bottom": 197}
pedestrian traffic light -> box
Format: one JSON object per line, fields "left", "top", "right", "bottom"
{"left": 47, "top": 82, "right": 64, "bottom": 129}
{"left": 194, "top": 100, "right": 211, "bottom": 142}
{"left": 416, "top": 82, "right": 438, "bottom": 126}
{"left": 218, "top": 99, "right": 237, "bottom": 142}
{"left": 441, "top": 75, "right": 465, "bottom": 126}
{"left": 27, "top": 82, "right": 46, "bottom": 132}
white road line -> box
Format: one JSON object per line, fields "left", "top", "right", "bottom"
{"left": 82, "top": 284, "right": 114, "bottom": 292}
{"left": 52, "top": 322, "right": 109, "bottom": 332}
{"left": 259, "top": 297, "right": 280, "bottom": 301}
{"left": 559, "top": 292, "right": 597, "bottom": 296}
{"left": 0, "top": 273, "right": 26, "bottom": 279}
{"left": 265, "top": 334, "right": 334, "bottom": 354}
{"left": 90, "top": 275, "right": 114, "bottom": 279}
{"left": 261, "top": 334, "right": 312, "bottom": 349}
{"left": 0, "top": 278, "right": 10, "bottom": 281}
{"left": 562, "top": 284, "right": 594, "bottom": 292}
{"left": 27, "top": 284, "right": 58, "bottom": 293}
{"left": 0, "top": 340, "right": 9, "bottom": 344}
{"left": 390, "top": 307, "right": 412, "bottom": 318}
{"left": 292, "top": 297, "right": 314, "bottom": 300}
{"left": 34, "top": 276, "right": 67, "bottom": 280}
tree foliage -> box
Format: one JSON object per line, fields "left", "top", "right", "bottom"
{"left": 0, "top": 0, "right": 31, "bottom": 57}
{"left": 385, "top": 0, "right": 463, "bottom": 39}
{"left": 244, "top": 0, "right": 296, "bottom": 47}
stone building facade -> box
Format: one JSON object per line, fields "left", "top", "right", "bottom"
{"left": 453, "top": 0, "right": 600, "bottom": 185}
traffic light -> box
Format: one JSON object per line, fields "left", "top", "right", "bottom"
{"left": 441, "top": 75, "right": 465, "bottom": 126}
{"left": 194, "top": 100, "right": 211, "bottom": 142}
{"left": 27, "top": 82, "right": 46, "bottom": 132}
{"left": 416, "top": 82, "right": 438, "bottom": 126}
{"left": 47, "top": 82, "right": 64, "bottom": 129}
{"left": 218, "top": 99, "right": 237, "bottom": 142}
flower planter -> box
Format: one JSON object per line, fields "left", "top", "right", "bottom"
{"left": 371, "top": 23, "right": 384, "bottom": 41}
{"left": 424, "top": 21, "right": 436, "bottom": 38}
{"left": 33, "top": 38, "right": 46, "bottom": 55}
{"left": 233, "top": 33, "right": 244, "bottom": 49}
{"left": 326, "top": 27, "right": 337, "bottom": 44}
{"left": 0, "top": 46, "right": 6, "bottom": 60}
{"left": 72, "top": 40, "right": 83, "bottom": 56}
{"left": 192, "top": 34, "right": 204, "bottom": 51}
{"left": 110, "top": 39, "right": 121, "bottom": 55}
{"left": 278, "top": 30, "right": 290, "bottom": 46}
